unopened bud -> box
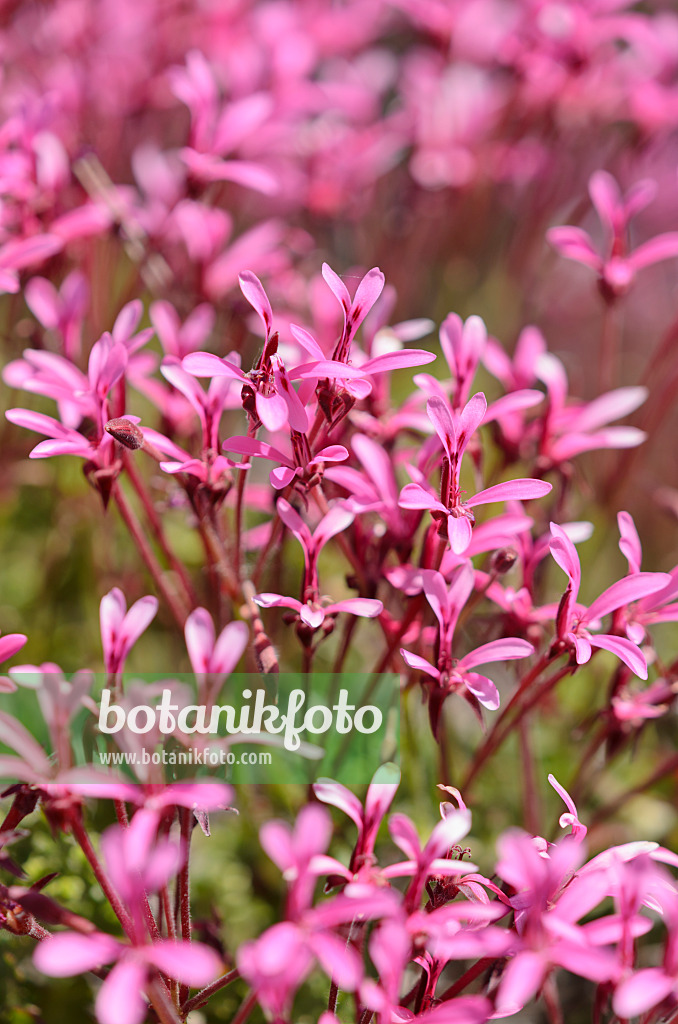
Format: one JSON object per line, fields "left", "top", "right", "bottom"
{"left": 105, "top": 418, "right": 144, "bottom": 451}
{"left": 491, "top": 547, "right": 518, "bottom": 575}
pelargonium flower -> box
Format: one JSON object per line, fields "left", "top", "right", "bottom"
{"left": 549, "top": 523, "right": 671, "bottom": 677}
{"left": 254, "top": 499, "right": 382, "bottom": 629}
{"left": 400, "top": 563, "right": 534, "bottom": 732}
{"left": 547, "top": 171, "right": 678, "bottom": 300}
{"left": 100, "top": 588, "right": 158, "bottom": 677}
{"left": 399, "top": 393, "right": 552, "bottom": 553}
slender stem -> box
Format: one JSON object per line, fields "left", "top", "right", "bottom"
{"left": 161, "top": 885, "right": 176, "bottom": 941}
{"left": 598, "top": 299, "right": 620, "bottom": 393}
{"left": 231, "top": 991, "right": 257, "bottom": 1024}
{"left": 234, "top": 462, "right": 250, "bottom": 583}
{"left": 518, "top": 716, "right": 539, "bottom": 835}
{"left": 122, "top": 452, "right": 198, "bottom": 609}
{"left": 177, "top": 807, "right": 193, "bottom": 1005}
{"left": 438, "top": 958, "right": 495, "bottom": 1000}
{"left": 146, "top": 977, "right": 182, "bottom": 1024}
{"left": 463, "top": 656, "right": 570, "bottom": 792}
{"left": 113, "top": 481, "right": 189, "bottom": 630}
{"left": 70, "top": 814, "right": 133, "bottom": 938}
{"left": 589, "top": 752, "right": 678, "bottom": 830}
{"left": 182, "top": 968, "right": 240, "bottom": 1014}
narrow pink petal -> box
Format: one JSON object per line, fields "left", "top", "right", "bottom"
{"left": 119, "top": 596, "right": 158, "bottom": 661}
{"left": 613, "top": 968, "right": 675, "bottom": 1018}
{"left": 96, "top": 959, "right": 148, "bottom": 1024}
{"left": 312, "top": 932, "right": 363, "bottom": 990}
{"left": 546, "top": 226, "right": 600, "bottom": 269}
{"left": 313, "top": 780, "right": 364, "bottom": 830}
{"left": 388, "top": 814, "right": 421, "bottom": 860}
{"left": 618, "top": 511, "right": 642, "bottom": 573}
{"left": 463, "top": 671, "right": 500, "bottom": 710}
{"left": 590, "top": 633, "right": 648, "bottom": 679}
{"left": 271, "top": 466, "right": 297, "bottom": 488}
{"left": 312, "top": 503, "right": 355, "bottom": 553}
{"left": 448, "top": 514, "right": 473, "bottom": 554}
{"left": 321, "top": 263, "right": 351, "bottom": 314}
{"left": 0, "top": 634, "right": 27, "bottom": 662}
{"left": 457, "top": 393, "right": 487, "bottom": 452}
{"left": 239, "top": 270, "right": 273, "bottom": 336}
{"left": 469, "top": 478, "right": 552, "bottom": 507}
{"left": 256, "top": 391, "right": 288, "bottom": 432}
{"left": 254, "top": 594, "right": 303, "bottom": 613}
{"left": 400, "top": 649, "right": 440, "bottom": 678}
{"left": 588, "top": 170, "right": 621, "bottom": 232}
{"left": 312, "top": 445, "right": 349, "bottom": 464}
{"left": 460, "top": 638, "right": 533, "bottom": 670}
{"left": 398, "top": 483, "right": 446, "bottom": 512}
{"left": 290, "top": 323, "right": 326, "bottom": 361}
{"left": 350, "top": 268, "right": 386, "bottom": 335}
{"left": 300, "top": 605, "right": 324, "bottom": 628}
{"left": 184, "top": 607, "right": 215, "bottom": 674}
{"left": 422, "top": 570, "right": 450, "bottom": 631}
{"left": 426, "top": 396, "right": 456, "bottom": 459}
{"left": 182, "top": 352, "right": 247, "bottom": 380}
{"left": 144, "top": 941, "right": 221, "bottom": 986}
{"left": 496, "top": 951, "right": 546, "bottom": 1014}
{"left": 289, "top": 359, "right": 366, "bottom": 381}
{"left": 211, "top": 621, "right": 249, "bottom": 676}
{"left": 352, "top": 434, "right": 398, "bottom": 505}
{"left": 326, "top": 598, "right": 382, "bottom": 618}
{"left": 586, "top": 572, "right": 671, "bottom": 623}
{"left": 572, "top": 633, "right": 592, "bottom": 664}
{"left": 274, "top": 365, "right": 308, "bottom": 432}
{"left": 361, "top": 349, "right": 436, "bottom": 374}
{"left": 34, "top": 932, "right": 120, "bottom": 976}
{"left": 0, "top": 711, "right": 52, "bottom": 774}
{"left": 223, "top": 436, "right": 291, "bottom": 465}
{"left": 629, "top": 232, "right": 678, "bottom": 270}
{"left": 568, "top": 386, "right": 647, "bottom": 432}
{"left": 483, "top": 389, "right": 544, "bottom": 423}
{"left": 549, "top": 523, "right": 581, "bottom": 595}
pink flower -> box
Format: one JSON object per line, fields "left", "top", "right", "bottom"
{"left": 399, "top": 394, "right": 552, "bottom": 554}
{"left": 253, "top": 498, "right": 382, "bottom": 628}
{"left": 547, "top": 170, "right": 678, "bottom": 299}
{"left": 100, "top": 588, "right": 158, "bottom": 676}
{"left": 549, "top": 523, "right": 671, "bottom": 678}
{"left": 401, "top": 564, "right": 534, "bottom": 730}
{"left": 184, "top": 607, "right": 249, "bottom": 697}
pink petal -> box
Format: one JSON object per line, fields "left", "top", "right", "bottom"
{"left": 388, "top": 813, "right": 421, "bottom": 860}
{"left": 588, "top": 170, "right": 621, "bottom": 232}
{"left": 322, "top": 263, "right": 351, "bottom": 313}
{"left": 34, "top": 932, "right": 120, "bottom": 976}
{"left": 400, "top": 649, "right": 440, "bottom": 678}
{"left": 469, "top": 478, "right": 552, "bottom": 507}
{"left": 182, "top": 352, "right": 247, "bottom": 381}
{"left": 254, "top": 594, "right": 303, "bottom": 613}
{"left": 457, "top": 393, "right": 487, "bottom": 452}
{"left": 617, "top": 511, "right": 642, "bottom": 573}
{"left": 211, "top": 621, "right": 249, "bottom": 676}
{"left": 222, "top": 436, "right": 291, "bottom": 465}
{"left": 144, "top": 941, "right": 221, "bottom": 986}
{"left": 274, "top": 365, "right": 308, "bottom": 432}
{"left": 290, "top": 323, "right": 326, "bottom": 361}
{"left": 96, "top": 959, "right": 148, "bottom": 1024}
{"left": 311, "top": 445, "right": 349, "bottom": 464}
{"left": 613, "top": 968, "right": 675, "bottom": 1018}
{"left": 239, "top": 270, "right": 273, "bottom": 336}
{"left": 448, "top": 514, "right": 473, "bottom": 554}
{"left": 546, "top": 227, "right": 600, "bottom": 269}
{"left": 496, "top": 951, "right": 546, "bottom": 1014}
{"left": 184, "top": 607, "right": 215, "bottom": 674}
{"left": 300, "top": 605, "right": 325, "bottom": 628}
{"left": 0, "top": 710, "right": 53, "bottom": 775}
{"left": 460, "top": 638, "right": 533, "bottom": 670}
{"left": 629, "top": 232, "right": 678, "bottom": 270}
{"left": 313, "top": 781, "right": 364, "bottom": 830}
{"left": 549, "top": 523, "right": 581, "bottom": 595}
{"left": 312, "top": 931, "right": 362, "bottom": 990}
{"left": 312, "top": 503, "right": 355, "bottom": 552}
{"left": 361, "top": 349, "right": 436, "bottom": 374}
{"left": 568, "top": 386, "right": 647, "bottom": 432}
{"left": 326, "top": 598, "right": 383, "bottom": 618}
{"left": 427, "top": 396, "right": 456, "bottom": 460}
{"left": 119, "top": 596, "right": 158, "bottom": 660}
{"left": 398, "top": 483, "right": 446, "bottom": 512}
{"left": 0, "top": 634, "right": 27, "bottom": 663}
{"left": 270, "top": 466, "right": 297, "bottom": 488}
{"left": 572, "top": 633, "right": 592, "bottom": 664}
{"left": 350, "top": 268, "right": 386, "bottom": 336}
{"left": 463, "top": 671, "right": 500, "bottom": 710}
{"left": 256, "top": 391, "right": 288, "bottom": 432}
{"left": 585, "top": 572, "right": 671, "bottom": 623}
{"left": 589, "top": 633, "right": 648, "bottom": 679}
